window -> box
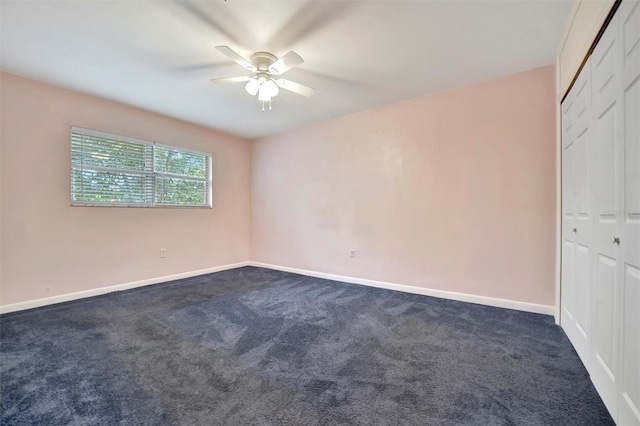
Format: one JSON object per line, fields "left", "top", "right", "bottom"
{"left": 71, "top": 126, "right": 212, "bottom": 208}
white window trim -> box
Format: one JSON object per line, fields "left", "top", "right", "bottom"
{"left": 70, "top": 126, "right": 213, "bottom": 208}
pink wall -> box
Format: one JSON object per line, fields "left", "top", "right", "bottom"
{"left": 0, "top": 73, "right": 251, "bottom": 306}
{"left": 1, "top": 66, "right": 556, "bottom": 308}
{"left": 251, "top": 65, "right": 557, "bottom": 306}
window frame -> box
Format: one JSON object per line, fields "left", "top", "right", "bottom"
{"left": 70, "top": 126, "right": 213, "bottom": 209}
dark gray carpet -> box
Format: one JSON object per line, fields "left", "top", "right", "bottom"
{"left": 1, "top": 266, "right": 613, "bottom": 425}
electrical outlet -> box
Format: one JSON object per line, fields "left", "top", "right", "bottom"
{"left": 350, "top": 249, "right": 355, "bottom": 258}
{"left": 160, "top": 248, "right": 167, "bottom": 258}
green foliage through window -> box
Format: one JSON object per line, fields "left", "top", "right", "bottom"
{"left": 71, "top": 127, "right": 212, "bottom": 207}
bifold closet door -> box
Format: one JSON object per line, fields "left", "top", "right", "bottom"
{"left": 562, "top": 1, "right": 639, "bottom": 423}
{"left": 561, "top": 58, "right": 593, "bottom": 369}
{"left": 617, "top": 1, "right": 640, "bottom": 424}
{"left": 589, "top": 7, "right": 623, "bottom": 416}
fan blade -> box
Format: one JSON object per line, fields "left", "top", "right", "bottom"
{"left": 267, "top": 2, "right": 354, "bottom": 52}
{"left": 176, "top": 2, "right": 242, "bottom": 47}
{"left": 215, "top": 46, "right": 256, "bottom": 71}
{"left": 268, "top": 51, "right": 304, "bottom": 75}
{"left": 210, "top": 76, "right": 252, "bottom": 84}
{"left": 276, "top": 79, "right": 314, "bottom": 97}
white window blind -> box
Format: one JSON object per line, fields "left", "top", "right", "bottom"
{"left": 71, "top": 127, "right": 212, "bottom": 208}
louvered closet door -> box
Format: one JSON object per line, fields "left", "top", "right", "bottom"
{"left": 561, "top": 59, "right": 593, "bottom": 368}
{"left": 590, "top": 10, "right": 623, "bottom": 416}
{"left": 618, "top": 1, "right": 640, "bottom": 424}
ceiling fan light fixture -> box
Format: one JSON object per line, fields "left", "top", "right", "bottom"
{"left": 245, "top": 78, "right": 259, "bottom": 96}
{"left": 258, "top": 86, "right": 271, "bottom": 102}
{"left": 212, "top": 46, "right": 314, "bottom": 111}
{"left": 264, "top": 79, "right": 279, "bottom": 97}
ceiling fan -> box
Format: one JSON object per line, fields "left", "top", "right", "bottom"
{"left": 211, "top": 46, "right": 314, "bottom": 111}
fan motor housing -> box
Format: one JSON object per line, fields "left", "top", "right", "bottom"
{"left": 250, "top": 52, "right": 277, "bottom": 72}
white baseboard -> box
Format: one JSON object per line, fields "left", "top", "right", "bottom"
{"left": 0, "top": 261, "right": 251, "bottom": 315}
{"left": 249, "top": 262, "right": 555, "bottom": 316}
{"left": 1, "top": 260, "right": 554, "bottom": 316}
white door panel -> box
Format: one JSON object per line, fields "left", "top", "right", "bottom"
{"left": 594, "top": 253, "right": 617, "bottom": 378}
{"left": 590, "top": 12, "right": 622, "bottom": 416}
{"left": 574, "top": 75, "right": 591, "bottom": 131}
{"left": 575, "top": 244, "right": 591, "bottom": 348}
{"left": 622, "top": 0, "right": 640, "bottom": 224}
{"left": 562, "top": 58, "right": 592, "bottom": 369}
{"left": 574, "top": 129, "right": 590, "bottom": 220}
{"left": 624, "top": 78, "right": 640, "bottom": 220}
{"left": 562, "top": 240, "right": 575, "bottom": 321}
{"left": 563, "top": 144, "right": 575, "bottom": 224}
{"left": 619, "top": 1, "right": 640, "bottom": 423}
{"left": 619, "top": 265, "right": 640, "bottom": 425}
{"left": 563, "top": 95, "right": 575, "bottom": 144}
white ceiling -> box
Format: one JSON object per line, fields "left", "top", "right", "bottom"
{"left": 0, "top": 0, "right": 572, "bottom": 139}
